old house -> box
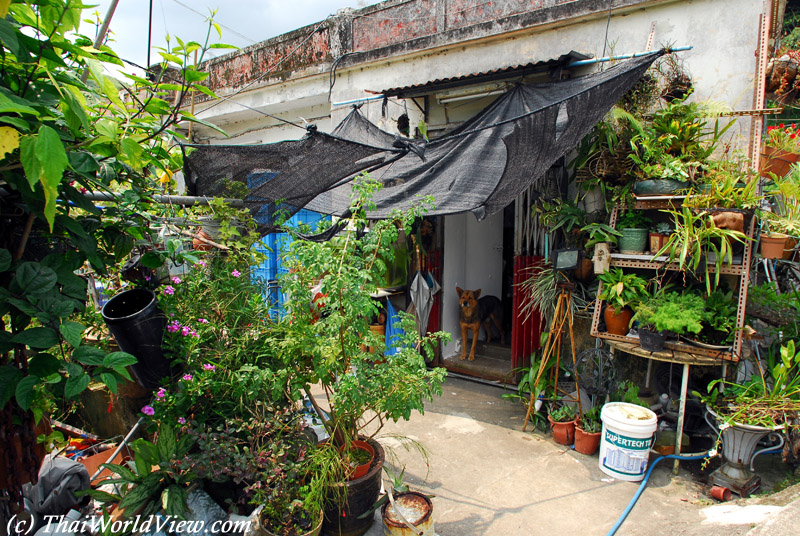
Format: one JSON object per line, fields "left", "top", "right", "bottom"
{"left": 184, "top": 0, "right": 779, "bottom": 381}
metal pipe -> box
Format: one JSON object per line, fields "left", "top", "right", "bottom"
{"left": 83, "top": 191, "right": 244, "bottom": 207}
{"left": 90, "top": 417, "right": 145, "bottom": 483}
{"left": 81, "top": 0, "right": 120, "bottom": 83}
{"left": 331, "top": 94, "right": 385, "bottom": 107}
{"left": 568, "top": 46, "right": 693, "bottom": 67}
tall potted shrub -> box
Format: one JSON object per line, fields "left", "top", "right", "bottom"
{"left": 276, "top": 176, "right": 449, "bottom": 535}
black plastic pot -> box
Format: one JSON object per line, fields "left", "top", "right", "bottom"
{"left": 101, "top": 288, "right": 171, "bottom": 390}
{"left": 322, "top": 438, "right": 385, "bottom": 536}
{"left": 639, "top": 329, "right": 666, "bottom": 353}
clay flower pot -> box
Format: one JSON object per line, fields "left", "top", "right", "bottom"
{"left": 574, "top": 425, "right": 601, "bottom": 455}
{"left": 340, "top": 439, "right": 375, "bottom": 481}
{"left": 604, "top": 305, "right": 633, "bottom": 336}
{"left": 759, "top": 146, "right": 800, "bottom": 178}
{"left": 548, "top": 416, "right": 577, "bottom": 445}
{"left": 760, "top": 232, "right": 789, "bottom": 260}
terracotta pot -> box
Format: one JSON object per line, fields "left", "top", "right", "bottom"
{"left": 709, "top": 486, "right": 732, "bottom": 502}
{"left": 760, "top": 147, "right": 800, "bottom": 178}
{"left": 340, "top": 440, "right": 375, "bottom": 481}
{"left": 648, "top": 232, "right": 665, "bottom": 253}
{"left": 760, "top": 232, "right": 789, "bottom": 259}
{"left": 604, "top": 305, "right": 633, "bottom": 336}
{"left": 574, "top": 425, "right": 601, "bottom": 455}
{"left": 548, "top": 416, "right": 577, "bottom": 445}
{"left": 783, "top": 236, "right": 798, "bottom": 260}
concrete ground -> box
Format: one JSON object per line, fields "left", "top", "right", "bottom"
{"left": 345, "top": 376, "right": 800, "bottom": 536}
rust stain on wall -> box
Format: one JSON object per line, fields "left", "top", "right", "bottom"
{"left": 446, "top": 0, "right": 545, "bottom": 30}
{"left": 205, "top": 28, "right": 332, "bottom": 91}
{"left": 353, "top": 0, "right": 438, "bottom": 52}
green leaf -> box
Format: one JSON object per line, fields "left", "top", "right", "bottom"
{"left": 113, "top": 366, "right": 133, "bottom": 382}
{"left": 68, "top": 151, "right": 100, "bottom": 176}
{"left": 162, "top": 485, "right": 188, "bottom": 518}
{"left": 182, "top": 69, "right": 209, "bottom": 83}
{"left": 73, "top": 346, "right": 106, "bottom": 366}
{"left": 208, "top": 43, "right": 238, "bottom": 50}
{"left": 95, "top": 118, "right": 117, "bottom": 139}
{"left": 0, "top": 90, "right": 38, "bottom": 116}
{"left": 157, "top": 425, "right": 176, "bottom": 460}
{"left": 7, "top": 297, "right": 39, "bottom": 317}
{"left": 19, "top": 135, "right": 42, "bottom": 190}
{"left": 0, "top": 116, "right": 31, "bottom": 131}
{"left": 99, "top": 372, "right": 118, "bottom": 394}
{"left": 15, "top": 375, "right": 38, "bottom": 410}
{"left": 177, "top": 111, "right": 227, "bottom": 137}
{"left": 103, "top": 351, "right": 137, "bottom": 369}
{"left": 15, "top": 262, "right": 57, "bottom": 294}
{"left": 59, "top": 321, "right": 85, "bottom": 347}
{"left": 0, "top": 331, "right": 14, "bottom": 353}
{"left": 131, "top": 439, "right": 159, "bottom": 467}
{"left": 35, "top": 125, "right": 69, "bottom": 228}
{"left": 64, "top": 371, "right": 90, "bottom": 398}
{"left": 139, "top": 252, "right": 164, "bottom": 268}
{"left": 102, "top": 76, "right": 127, "bottom": 113}
{"left": 101, "top": 462, "right": 138, "bottom": 482}
{"left": 12, "top": 327, "right": 58, "bottom": 349}
{"left": 28, "top": 353, "right": 61, "bottom": 378}
{"left": 119, "top": 137, "right": 144, "bottom": 170}
{"left": 0, "top": 365, "right": 24, "bottom": 407}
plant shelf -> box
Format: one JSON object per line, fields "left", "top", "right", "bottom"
{"left": 594, "top": 332, "right": 738, "bottom": 363}
{"left": 609, "top": 253, "right": 746, "bottom": 275}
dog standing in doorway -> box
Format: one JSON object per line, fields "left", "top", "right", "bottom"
{"left": 456, "top": 287, "right": 505, "bottom": 361}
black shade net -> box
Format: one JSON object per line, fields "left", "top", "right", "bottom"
{"left": 183, "top": 50, "right": 664, "bottom": 235}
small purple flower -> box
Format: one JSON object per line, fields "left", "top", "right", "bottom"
{"left": 231, "top": 270, "right": 241, "bottom": 278}
{"left": 171, "top": 276, "right": 181, "bottom": 284}
{"left": 197, "top": 260, "right": 206, "bottom": 268}
{"left": 181, "top": 325, "right": 191, "bottom": 337}
{"left": 198, "top": 318, "right": 208, "bottom": 324}
{"left": 167, "top": 320, "right": 181, "bottom": 333}
{"left": 203, "top": 363, "right": 215, "bottom": 372}
{"left": 178, "top": 417, "right": 186, "bottom": 424}
{"left": 163, "top": 285, "right": 175, "bottom": 295}
{"left": 141, "top": 405, "right": 155, "bottom": 416}
{"left": 182, "top": 374, "right": 193, "bottom": 381}
{"left": 145, "top": 275, "right": 151, "bottom": 282}
{"left": 191, "top": 329, "right": 199, "bottom": 338}
{"left": 156, "top": 388, "right": 166, "bottom": 399}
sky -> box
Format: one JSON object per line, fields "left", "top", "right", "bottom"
{"left": 82, "top": 0, "right": 378, "bottom": 74}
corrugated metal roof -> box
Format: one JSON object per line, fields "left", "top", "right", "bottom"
{"left": 378, "top": 51, "right": 591, "bottom": 98}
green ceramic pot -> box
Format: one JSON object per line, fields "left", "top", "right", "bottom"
{"left": 618, "top": 228, "right": 648, "bottom": 254}
{"left": 633, "top": 179, "right": 687, "bottom": 196}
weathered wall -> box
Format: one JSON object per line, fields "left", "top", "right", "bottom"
{"left": 192, "top": 0, "right": 763, "bottom": 150}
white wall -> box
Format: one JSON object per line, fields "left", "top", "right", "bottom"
{"left": 441, "top": 210, "right": 504, "bottom": 357}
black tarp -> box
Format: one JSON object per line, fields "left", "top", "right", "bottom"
{"left": 183, "top": 51, "right": 664, "bottom": 233}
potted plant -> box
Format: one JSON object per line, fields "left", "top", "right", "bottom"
{"left": 376, "top": 467, "right": 435, "bottom": 535}
{"left": 617, "top": 211, "right": 652, "bottom": 254}
{"left": 760, "top": 122, "right": 800, "bottom": 178}
{"left": 547, "top": 403, "right": 578, "bottom": 445}
{"left": 276, "top": 175, "right": 449, "bottom": 535}
{"left": 575, "top": 405, "right": 603, "bottom": 455}
{"left": 597, "top": 268, "right": 649, "bottom": 336}
{"left": 701, "top": 341, "right": 800, "bottom": 496}
{"left": 631, "top": 292, "right": 705, "bottom": 352}
{"left": 683, "top": 164, "right": 761, "bottom": 235}
{"left": 628, "top": 98, "right": 732, "bottom": 193}
{"left": 649, "top": 221, "right": 672, "bottom": 253}
{"left": 760, "top": 170, "right": 800, "bottom": 259}
{"left": 653, "top": 207, "right": 751, "bottom": 293}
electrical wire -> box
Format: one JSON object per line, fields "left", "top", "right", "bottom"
{"left": 168, "top": 0, "right": 258, "bottom": 44}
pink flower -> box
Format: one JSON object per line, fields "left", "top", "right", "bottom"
{"left": 203, "top": 363, "right": 215, "bottom": 372}
{"left": 167, "top": 320, "right": 181, "bottom": 333}
{"left": 144, "top": 275, "right": 151, "bottom": 282}
{"left": 156, "top": 388, "right": 166, "bottom": 399}
{"left": 197, "top": 260, "right": 206, "bottom": 267}
{"left": 182, "top": 374, "right": 193, "bottom": 381}
{"left": 231, "top": 270, "right": 241, "bottom": 277}
{"left": 181, "top": 325, "right": 191, "bottom": 336}
{"left": 198, "top": 318, "right": 208, "bottom": 324}
{"left": 141, "top": 405, "right": 155, "bottom": 416}
{"left": 191, "top": 329, "right": 199, "bottom": 338}
{"left": 163, "top": 285, "right": 175, "bottom": 295}
{"left": 172, "top": 276, "right": 181, "bottom": 284}
{"left": 178, "top": 417, "right": 186, "bottom": 424}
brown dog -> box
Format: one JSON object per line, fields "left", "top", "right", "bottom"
{"left": 456, "top": 287, "right": 505, "bottom": 361}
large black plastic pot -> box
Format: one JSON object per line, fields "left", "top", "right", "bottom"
{"left": 322, "top": 438, "right": 385, "bottom": 536}
{"left": 639, "top": 329, "right": 666, "bottom": 353}
{"left": 101, "top": 288, "right": 171, "bottom": 390}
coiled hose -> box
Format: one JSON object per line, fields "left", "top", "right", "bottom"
{"left": 605, "top": 451, "right": 712, "bottom": 536}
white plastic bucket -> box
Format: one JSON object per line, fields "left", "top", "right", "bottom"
{"left": 599, "top": 402, "right": 658, "bottom": 481}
